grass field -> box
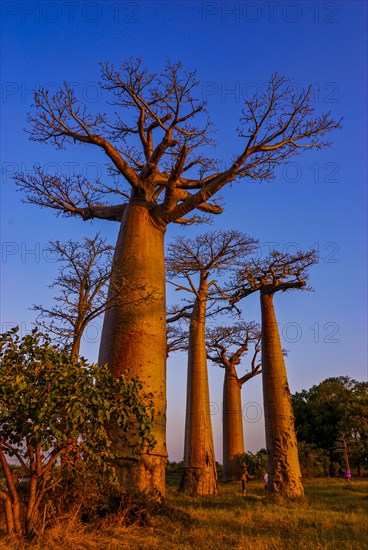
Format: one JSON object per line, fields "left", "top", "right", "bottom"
{"left": 1, "top": 477, "right": 367, "bottom": 549}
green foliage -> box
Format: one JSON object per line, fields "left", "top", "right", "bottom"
{"left": 233, "top": 450, "right": 267, "bottom": 479}
{"left": 215, "top": 461, "right": 223, "bottom": 478}
{"left": 0, "top": 327, "right": 155, "bottom": 461}
{"left": 166, "top": 461, "right": 183, "bottom": 474}
{"left": 292, "top": 377, "right": 368, "bottom": 474}
{"left": 297, "top": 442, "right": 330, "bottom": 477}
{"left": 0, "top": 326, "right": 155, "bottom": 535}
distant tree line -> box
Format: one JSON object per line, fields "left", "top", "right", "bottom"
{"left": 292, "top": 377, "right": 368, "bottom": 477}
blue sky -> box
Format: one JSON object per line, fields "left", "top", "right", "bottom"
{"left": 1, "top": 0, "right": 367, "bottom": 461}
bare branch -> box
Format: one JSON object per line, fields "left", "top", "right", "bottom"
{"left": 15, "top": 167, "right": 126, "bottom": 221}
{"left": 166, "top": 324, "right": 188, "bottom": 356}
{"left": 32, "top": 234, "right": 154, "bottom": 357}
{"left": 230, "top": 249, "right": 319, "bottom": 302}
{"left": 166, "top": 303, "right": 194, "bottom": 323}
{"left": 19, "top": 62, "right": 341, "bottom": 226}
{"left": 206, "top": 321, "right": 261, "bottom": 378}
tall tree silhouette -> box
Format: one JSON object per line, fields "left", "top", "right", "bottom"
{"left": 206, "top": 322, "right": 261, "bottom": 481}
{"left": 167, "top": 230, "right": 257, "bottom": 494}
{"left": 232, "top": 250, "right": 318, "bottom": 497}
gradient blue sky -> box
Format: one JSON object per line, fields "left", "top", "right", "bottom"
{"left": 1, "top": 0, "right": 367, "bottom": 461}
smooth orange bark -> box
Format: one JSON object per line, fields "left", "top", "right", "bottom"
{"left": 181, "top": 288, "right": 218, "bottom": 495}
{"left": 99, "top": 202, "right": 167, "bottom": 497}
{"left": 222, "top": 368, "right": 244, "bottom": 481}
{"left": 261, "top": 292, "right": 304, "bottom": 498}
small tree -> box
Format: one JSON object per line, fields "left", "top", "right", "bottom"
{"left": 0, "top": 327, "right": 154, "bottom": 537}
{"left": 232, "top": 249, "right": 318, "bottom": 498}
{"left": 33, "top": 234, "right": 150, "bottom": 360}
{"left": 32, "top": 234, "right": 113, "bottom": 359}
{"left": 333, "top": 432, "right": 353, "bottom": 472}
{"left": 166, "top": 230, "right": 257, "bottom": 494}
{"left": 206, "top": 322, "right": 262, "bottom": 481}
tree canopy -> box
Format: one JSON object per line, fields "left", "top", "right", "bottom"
{"left": 292, "top": 377, "right": 368, "bottom": 473}
{"left": 0, "top": 327, "right": 154, "bottom": 535}
{"left": 16, "top": 60, "right": 341, "bottom": 227}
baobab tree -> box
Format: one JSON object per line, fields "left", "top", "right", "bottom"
{"left": 231, "top": 250, "right": 318, "bottom": 498}
{"left": 166, "top": 230, "right": 257, "bottom": 494}
{"left": 206, "top": 322, "right": 262, "bottom": 481}
{"left": 15, "top": 58, "right": 341, "bottom": 495}
{"left": 33, "top": 234, "right": 114, "bottom": 359}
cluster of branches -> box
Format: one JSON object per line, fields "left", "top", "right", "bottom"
{"left": 15, "top": 59, "right": 341, "bottom": 226}
{"left": 206, "top": 322, "right": 262, "bottom": 383}
{"left": 33, "top": 233, "right": 154, "bottom": 358}
{"left": 230, "top": 249, "right": 318, "bottom": 299}
{"left": 166, "top": 232, "right": 318, "bottom": 361}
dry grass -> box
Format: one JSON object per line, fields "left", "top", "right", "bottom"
{"left": 1, "top": 478, "right": 367, "bottom": 549}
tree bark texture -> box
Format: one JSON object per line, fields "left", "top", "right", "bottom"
{"left": 222, "top": 367, "right": 244, "bottom": 481}
{"left": 0, "top": 449, "right": 22, "bottom": 534}
{"left": 261, "top": 292, "right": 304, "bottom": 498}
{"left": 98, "top": 201, "right": 167, "bottom": 497}
{"left": 180, "top": 291, "right": 218, "bottom": 495}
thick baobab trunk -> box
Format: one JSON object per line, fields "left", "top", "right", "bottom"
{"left": 222, "top": 367, "right": 244, "bottom": 481}
{"left": 260, "top": 291, "right": 304, "bottom": 498}
{"left": 99, "top": 200, "right": 167, "bottom": 497}
{"left": 180, "top": 291, "right": 218, "bottom": 494}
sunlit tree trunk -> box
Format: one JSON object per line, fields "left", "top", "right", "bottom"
{"left": 17, "top": 62, "right": 340, "bottom": 501}
{"left": 71, "top": 331, "right": 82, "bottom": 360}
{"left": 222, "top": 367, "right": 244, "bottom": 481}
{"left": 0, "top": 494, "right": 15, "bottom": 534}
{"left": 99, "top": 201, "right": 167, "bottom": 497}
{"left": 26, "top": 476, "right": 38, "bottom": 537}
{"left": 180, "top": 284, "right": 218, "bottom": 495}
{"left": 0, "top": 449, "right": 22, "bottom": 534}
{"left": 260, "top": 291, "right": 304, "bottom": 498}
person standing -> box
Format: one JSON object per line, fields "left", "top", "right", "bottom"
{"left": 241, "top": 465, "right": 254, "bottom": 497}
{"left": 344, "top": 469, "right": 352, "bottom": 482}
